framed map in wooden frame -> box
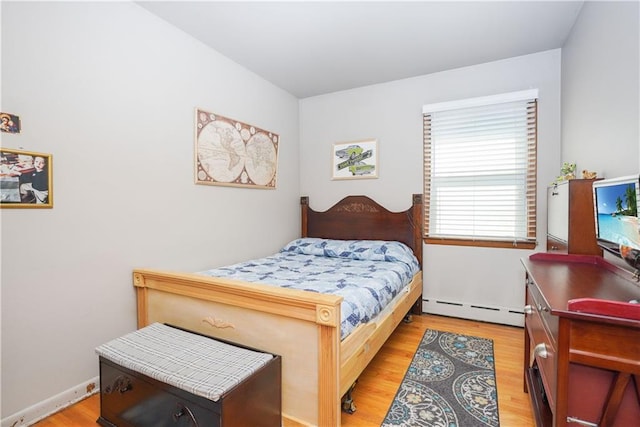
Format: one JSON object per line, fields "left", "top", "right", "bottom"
{"left": 332, "top": 139, "right": 378, "bottom": 180}
{"left": 195, "top": 109, "right": 279, "bottom": 189}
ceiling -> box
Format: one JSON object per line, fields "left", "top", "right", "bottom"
{"left": 137, "top": 1, "right": 585, "bottom": 99}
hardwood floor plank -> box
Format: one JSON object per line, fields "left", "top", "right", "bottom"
{"left": 340, "top": 314, "right": 534, "bottom": 426}
{"left": 32, "top": 393, "right": 99, "bottom": 426}
{"left": 33, "top": 314, "right": 534, "bottom": 426}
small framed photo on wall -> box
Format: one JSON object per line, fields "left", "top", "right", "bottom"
{"left": 0, "top": 148, "right": 53, "bottom": 208}
{"left": 332, "top": 139, "right": 378, "bottom": 180}
{"left": 0, "top": 112, "right": 21, "bottom": 134}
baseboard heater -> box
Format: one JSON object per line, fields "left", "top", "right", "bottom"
{"left": 422, "top": 298, "right": 525, "bottom": 327}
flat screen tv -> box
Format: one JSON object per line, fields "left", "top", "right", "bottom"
{"left": 593, "top": 174, "right": 640, "bottom": 257}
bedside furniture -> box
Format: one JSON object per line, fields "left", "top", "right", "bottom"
{"left": 547, "top": 179, "right": 602, "bottom": 256}
{"left": 96, "top": 323, "right": 282, "bottom": 427}
{"left": 522, "top": 253, "right": 640, "bottom": 427}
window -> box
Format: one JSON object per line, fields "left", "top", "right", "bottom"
{"left": 423, "top": 90, "right": 538, "bottom": 248}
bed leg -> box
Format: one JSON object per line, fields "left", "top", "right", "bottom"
{"left": 341, "top": 381, "right": 358, "bottom": 414}
{"left": 411, "top": 294, "right": 423, "bottom": 315}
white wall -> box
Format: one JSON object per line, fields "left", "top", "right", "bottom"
{"left": 560, "top": 1, "right": 639, "bottom": 267}
{"left": 300, "top": 50, "right": 562, "bottom": 326}
{"left": 0, "top": 1, "right": 299, "bottom": 422}
{"left": 561, "top": 1, "right": 639, "bottom": 177}
{"left": 3, "top": 0, "right": 637, "bottom": 423}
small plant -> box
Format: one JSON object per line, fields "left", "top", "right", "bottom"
{"left": 553, "top": 162, "right": 576, "bottom": 183}
{"left": 560, "top": 162, "right": 576, "bottom": 177}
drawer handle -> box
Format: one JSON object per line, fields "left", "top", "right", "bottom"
{"left": 104, "top": 375, "right": 132, "bottom": 394}
{"left": 534, "top": 343, "right": 548, "bottom": 359}
{"left": 524, "top": 305, "right": 533, "bottom": 315}
{"left": 173, "top": 403, "right": 199, "bottom": 426}
{"left": 566, "top": 416, "right": 598, "bottom": 426}
{"left": 538, "top": 304, "right": 549, "bottom": 313}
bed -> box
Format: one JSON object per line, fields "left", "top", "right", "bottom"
{"left": 133, "top": 194, "right": 423, "bottom": 427}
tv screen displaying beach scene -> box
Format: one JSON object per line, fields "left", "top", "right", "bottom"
{"left": 594, "top": 179, "right": 640, "bottom": 250}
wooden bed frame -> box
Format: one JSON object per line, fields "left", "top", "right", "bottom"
{"left": 133, "top": 194, "right": 423, "bottom": 426}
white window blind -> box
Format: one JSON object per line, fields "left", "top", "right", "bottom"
{"left": 423, "top": 90, "right": 537, "bottom": 245}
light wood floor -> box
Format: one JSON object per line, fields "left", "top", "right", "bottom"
{"left": 34, "top": 314, "right": 534, "bottom": 426}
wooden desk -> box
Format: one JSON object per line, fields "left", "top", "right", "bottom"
{"left": 521, "top": 253, "right": 640, "bottom": 427}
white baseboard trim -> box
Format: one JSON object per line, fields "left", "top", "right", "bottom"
{"left": 422, "top": 298, "right": 525, "bottom": 327}
{"left": 1, "top": 377, "right": 100, "bottom": 427}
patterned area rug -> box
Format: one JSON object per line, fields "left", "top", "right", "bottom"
{"left": 382, "top": 329, "right": 500, "bottom": 427}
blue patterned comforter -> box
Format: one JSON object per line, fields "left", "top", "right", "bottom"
{"left": 198, "top": 238, "right": 420, "bottom": 340}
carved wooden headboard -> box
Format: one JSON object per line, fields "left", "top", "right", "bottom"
{"left": 300, "top": 194, "right": 423, "bottom": 265}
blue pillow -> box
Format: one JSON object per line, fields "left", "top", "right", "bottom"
{"left": 281, "top": 238, "right": 419, "bottom": 273}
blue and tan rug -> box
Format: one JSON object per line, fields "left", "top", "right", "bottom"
{"left": 382, "top": 329, "right": 500, "bottom": 427}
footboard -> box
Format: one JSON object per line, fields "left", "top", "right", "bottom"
{"left": 134, "top": 269, "right": 343, "bottom": 427}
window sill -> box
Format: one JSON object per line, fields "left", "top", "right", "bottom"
{"left": 424, "top": 237, "right": 536, "bottom": 250}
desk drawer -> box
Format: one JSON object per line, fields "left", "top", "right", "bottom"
{"left": 526, "top": 277, "right": 558, "bottom": 346}
{"left": 525, "top": 284, "right": 557, "bottom": 411}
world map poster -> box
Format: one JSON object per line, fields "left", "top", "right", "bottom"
{"left": 195, "top": 109, "right": 279, "bottom": 189}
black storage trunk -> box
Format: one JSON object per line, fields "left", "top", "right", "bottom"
{"left": 96, "top": 325, "right": 281, "bottom": 427}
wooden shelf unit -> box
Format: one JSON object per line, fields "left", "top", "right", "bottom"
{"left": 547, "top": 179, "right": 602, "bottom": 256}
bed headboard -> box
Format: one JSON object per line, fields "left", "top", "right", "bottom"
{"left": 300, "top": 194, "right": 423, "bottom": 265}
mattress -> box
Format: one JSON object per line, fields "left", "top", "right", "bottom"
{"left": 198, "top": 238, "right": 420, "bottom": 339}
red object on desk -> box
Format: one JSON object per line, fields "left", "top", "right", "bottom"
{"left": 568, "top": 297, "right": 640, "bottom": 321}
